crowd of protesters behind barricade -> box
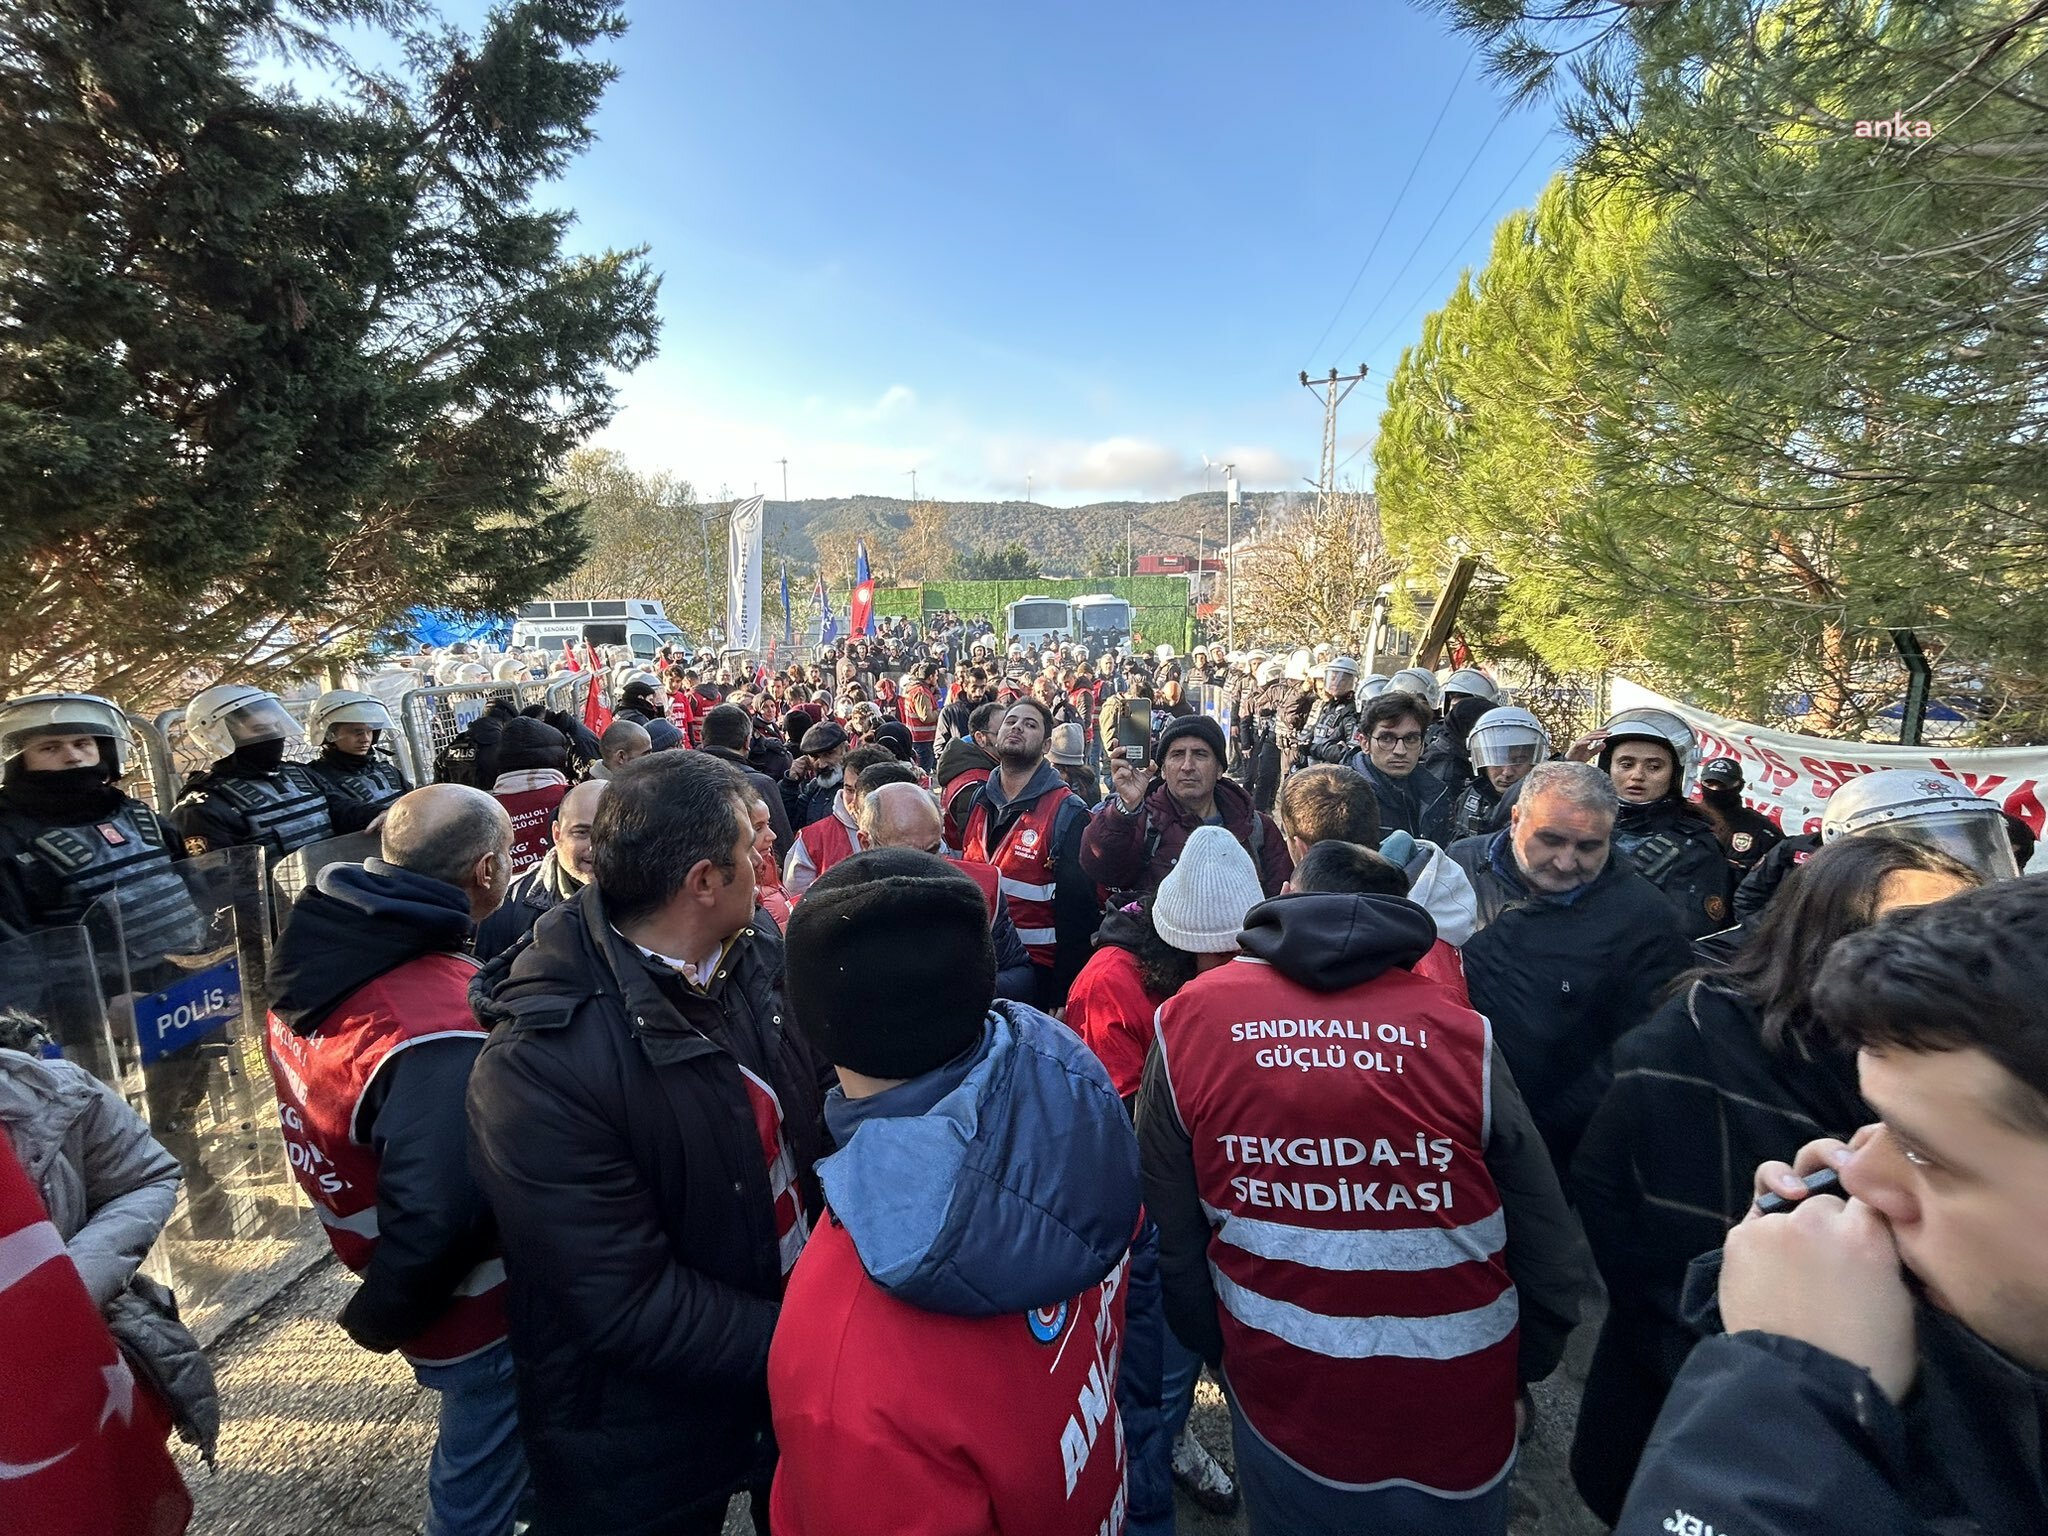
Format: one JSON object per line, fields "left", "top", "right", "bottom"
{"left": 3, "top": 622, "right": 2044, "bottom": 1536}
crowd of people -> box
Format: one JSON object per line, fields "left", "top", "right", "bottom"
{"left": 1, "top": 627, "right": 2044, "bottom": 1536}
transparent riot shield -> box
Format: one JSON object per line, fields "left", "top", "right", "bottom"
{"left": 117, "top": 845, "right": 311, "bottom": 1334}
{"left": 0, "top": 897, "right": 134, "bottom": 1097}
{"left": 1190, "top": 683, "right": 1234, "bottom": 745}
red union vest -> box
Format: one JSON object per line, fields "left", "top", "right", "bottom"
{"left": 1155, "top": 955, "right": 1516, "bottom": 1494}
{"left": 942, "top": 768, "right": 992, "bottom": 853}
{"left": 901, "top": 683, "right": 939, "bottom": 744}
{"left": 494, "top": 782, "right": 566, "bottom": 875}
{"left": 263, "top": 953, "right": 507, "bottom": 1365}
{"left": 945, "top": 854, "right": 1002, "bottom": 919}
{"left": 787, "top": 813, "right": 856, "bottom": 904}
{"left": 962, "top": 785, "right": 1077, "bottom": 968}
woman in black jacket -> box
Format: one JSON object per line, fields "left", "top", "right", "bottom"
{"left": 1566, "top": 835, "right": 1980, "bottom": 1523}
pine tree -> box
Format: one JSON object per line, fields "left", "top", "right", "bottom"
{"left": 0, "top": 0, "right": 659, "bottom": 706}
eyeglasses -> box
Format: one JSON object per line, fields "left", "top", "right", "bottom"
{"left": 1370, "top": 732, "right": 1424, "bottom": 749}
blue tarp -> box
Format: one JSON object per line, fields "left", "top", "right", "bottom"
{"left": 401, "top": 609, "right": 513, "bottom": 649}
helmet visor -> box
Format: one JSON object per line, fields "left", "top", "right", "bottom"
{"left": 1469, "top": 726, "right": 1549, "bottom": 771}
{"left": 222, "top": 698, "right": 300, "bottom": 747}
{"left": 1, "top": 700, "right": 128, "bottom": 764}
{"left": 1866, "top": 811, "right": 2021, "bottom": 882}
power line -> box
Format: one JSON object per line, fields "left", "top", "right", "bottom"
{"left": 1301, "top": 53, "right": 1473, "bottom": 369}
{"left": 1359, "top": 131, "right": 1558, "bottom": 363}
{"left": 1330, "top": 105, "right": 1510, "bottom": 364}
{"left": 1322, "top": 131, "right": 1560, "bottom": 490}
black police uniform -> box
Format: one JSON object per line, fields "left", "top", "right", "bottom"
{"left": 305, "top": 747, "right": 410, "bottom": 813}
{"left": 1294, "top": 693, "right": 1361, "bottom": 768}
{"left": 1732, "top": 832, "right": 1819, "bottom": 919}
{"left": 171, "top": 757, "right": 374, "bottom": 859}
{"left": 1698, "top": 793, "right": 1785, "bottom": 886}
{"left": 1613, "top": 796, "right": 1732, "bottom": 941}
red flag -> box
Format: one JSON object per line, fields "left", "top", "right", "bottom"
{"left": 582, "top": 639, "right": 613, "bottom": 733}
{"left": 0, "top": 1134, "right": 192, "bottom": 1536}
{"left": 562, "top": 642, "right": 580, "bottom": 673}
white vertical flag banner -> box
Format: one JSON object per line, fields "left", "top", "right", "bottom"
{"left": 726, "top": 494, "right": 766, "bottom": 651}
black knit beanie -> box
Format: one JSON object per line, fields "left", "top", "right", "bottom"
{"left": 784, "top": 848, "right": 994, "bottom": 1079}
{"left": 496, "top": 716, "right": 567, "bottom": 773}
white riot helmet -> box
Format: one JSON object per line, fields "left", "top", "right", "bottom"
{"left": 492, "top": 656, "right": 525, "bottom": 682}
{"left": 1466, "top": 707, "right": 1552, "bottom": 773}
{"left": 1285, "top": 648, "right": 1314, "bottom": 683}
{"left": 1256, "top": 658, "right": 1286, "bottom": 685}
{"left": 1358, "top": 674, "right": 1391, "bottom": 701}
{"left": 1312, "top": 642, "right": 1334, "bottom": 663}
{"left": 452, "top": 662, "right": 490, "bottom": 686}
{"left": 1441, "top": 668, "right": 1502, "bottom": 706}
{"left": 1821, "top": 768, "right": 2020, "bottom": 881}
{"left": 305, "top": 691, "right": 394, "bottom": 749}
{"left": 0, "top": 693, "right": 134, "bottom": 778}
{"left": 1323, "top": 655, "right": 1359, "bottom": 692}
{"left": 1597, "top": 708, "right": 1697, "bottom": 782}
{"left": 1386, "top": 668, "right": 1441, "bottom": 710}
{"left": 186, "top": 684, "right": 301, "bottom": 760}
{"left": 1156, "top": 643, "right": 1176, "bottom": 663}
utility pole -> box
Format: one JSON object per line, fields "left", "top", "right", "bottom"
{"left": 1299, "top": 365, "right": 1369, "bottom": 511}
{"left": 906, "top": 468, "right": 919, "bottom": 506}
{"left": 1126, "top": 514, "right": 1134, "bottom": 579}
{"left": 1024, "top": 473, "right": 1032, "bottom": 505}
{"left": 776, "top": 458, "right": 789, "bottom": 502}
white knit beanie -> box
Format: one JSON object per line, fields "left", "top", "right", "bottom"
{"left": 1153, "top": 825, "right": 1264, "bottom": 954}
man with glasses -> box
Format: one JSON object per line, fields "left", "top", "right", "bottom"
{"left": 1347, "top": 692, "right": 1455, "bottom": 846}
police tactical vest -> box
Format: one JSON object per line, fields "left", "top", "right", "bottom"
{"left": 1156, "top": 954, "right": 1518, "bottom": 1494}
{"left": 7, "top": 801, "right": 207, "bottom": 961}
{"left": 209, "top": 765, "right": 334, "bottom": 858}
{"left": 308, "top": 754, "right": 407, "bottom": 809}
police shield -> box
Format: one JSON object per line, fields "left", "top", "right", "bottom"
{"left": 0, "top": 895, "right": 132, "bottom": 1096}
{"left": 121, "top": 845, "right": 311, "bottom": 1326}
{"left": 1190, "top": 683, "right": 1233, "bottom": 745}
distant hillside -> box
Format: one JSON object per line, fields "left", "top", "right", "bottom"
{"left": 760, "top": 490, "right": 1290, "bottom": 577}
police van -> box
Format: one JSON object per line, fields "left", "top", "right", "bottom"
{"left": 511, "top": 599, "right": 688, "bottom": 663}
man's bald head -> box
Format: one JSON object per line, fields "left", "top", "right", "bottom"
{"left": 380, "top": 783, "right": 513, "bottom": 919}
{"left": 601, "top": 719, "right": 652, "bottom": 770}
{"left": 553, "top": 777, "right": 608, "bottom": 884}
{"left": 858, "top": 781, "right": 944, "bottom": 854}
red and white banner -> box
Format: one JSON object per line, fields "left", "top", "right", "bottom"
{"left": 1611, "top": 679, "right": 2047, "bottom": 868}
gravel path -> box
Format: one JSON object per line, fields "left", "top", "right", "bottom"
{"left": 179, "top": 1259, "right": 1607, "bottom": 1535}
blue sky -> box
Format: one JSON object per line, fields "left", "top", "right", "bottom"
{"left": 424, "top": 2, "right": 1566, "bottom": 503}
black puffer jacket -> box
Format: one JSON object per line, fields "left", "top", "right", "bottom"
{"left": 1447, "top": 833, "right": 1692, "bottom": 1172}
{"left": 466, "top": 886, "right": 830, "bottom": 1534}
{"left": 1567, "top": 980, "right": 1868, "bottom": 1523}
{"left": 1618, "top": 1250, "right": 2048, "bottom": 1535}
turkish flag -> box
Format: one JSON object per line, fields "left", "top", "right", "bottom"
{"left": 561, "top": 642, "right": 580, "bottom": 673}
{"left": 0, "top": 1135, "right": 192, "bottom": 1535}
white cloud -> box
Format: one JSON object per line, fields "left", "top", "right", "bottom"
{"left": 1055, "top": 436, "right": 1188, "bottom": 493}
{"left": 846, "top": 384, "right": 916, "bottom": 424}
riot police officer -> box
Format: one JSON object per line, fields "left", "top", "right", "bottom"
{"left": 1694, "top": 756, "right": 1783, "bottom": 887}
{"left": 1816, "top": 767, "right": 2021, "bottom": 881}
{"left": 1245, "top": 656, "right": 1290, "bottom": 812}
{"left": 303, "top": 691, "right": 411, "bottom": 813}
{"left": 171, "top": 685, "right": 378, "bottom": 859}
{"left": 0, "top": 693, "right": 205, "bottom": 956}
{"left": 1581, "top": 708, "right": 1731, "bottom": 940}
{"left": 1449, "top": 706, "right": 1551, "bottom": 842}
{"left": 1295, "top": 656, "right": 1362, "bottom": 768}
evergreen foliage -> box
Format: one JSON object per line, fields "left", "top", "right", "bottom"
{"left": 0, "top": 0, "right": 659, "bottom": 705}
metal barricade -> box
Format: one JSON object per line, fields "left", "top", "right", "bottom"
{"left": 396, "top": 674, "right": 597, "bottom": 784}
{"left": 126, "top": 711, "right": 182, "bottom": 820}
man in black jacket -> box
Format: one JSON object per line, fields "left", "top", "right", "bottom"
{"left": 1448, "top": 760, "right": 1691, "bottom": 1174}
{"left": 1621, "top": 877, "right": 2048, "bottom": 1535}
{"left": 467, "top": 751, "right": 829, "bottom": 1536}
{"left": 699, "top": 703, "right": 793, "bottom": 863}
